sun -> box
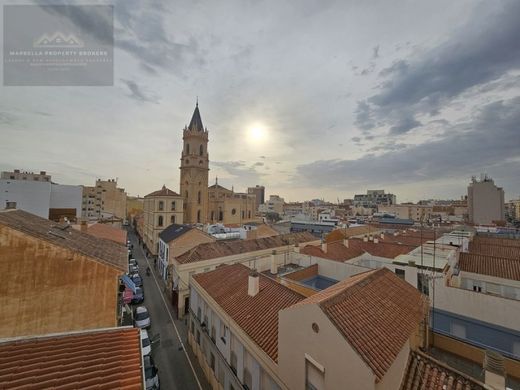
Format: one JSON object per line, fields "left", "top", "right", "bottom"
{"left": 247, "top": 124, "right": 267, "bottom": 143}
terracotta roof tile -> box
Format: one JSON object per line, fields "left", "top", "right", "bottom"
{"left": 144, "top": 185, "right": 180, "bottom": 198}
{"left": 469, "top": 240, "right": 520, "bottom": 259}
{"left": 400, "top": 350, "right": 485, "bottom": 390}
{"left": 177, "top": 232, "right": 315, "bottom": 264}
{"left": 87, "top": 223, "right": 127, "bottom": 245}
{"left": 0, "top": 327, "right": 143, "bottom": 390}
{"left": 473, "top": 236, "right": 520, "bottom": 248}
{"left": 0, "top": 210, "right": 127, "bottom": 272}
{"left": 459, "top": 252, "right": 520, "bottom": 281}
{"left": 294, "top": 268, "right": 428, "bottom": 382}
{"left": 193, "top": 264, "right": 304, "bottom": 362}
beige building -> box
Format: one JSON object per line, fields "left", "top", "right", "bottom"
{"left": 82, "top": 179, "right": 127, "bottom": 221}
{"left": 378, "top": 203, "right": 434, "bottom": 222}
{"left": 126, "top": 195, "right": 144, "bottom": 223}
{"left": 259, "top": 194, "right": 285, "bottom": 215}
{"left": 208, "top": 180, "right": 257, "bottom": 224}
{"left": 1, "top": 169, "right": 51, "bottom": 182}
{"left": 143, "top": 186, "right": 184, "bottom": 256}
{"left": 247, "top": 185, "right": 265, "bottom": 212}
{"left": 0, "top": 208, "right": 127, "bottom": 338}
{"left": 467, "top": 175, "right": 505, "bottom": 225}
{"left": 187, "top": 264, "right": 477, "bottom": 390}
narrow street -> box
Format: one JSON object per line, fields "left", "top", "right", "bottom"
{"left": 126, "top": 229, "right": 210, "bottom": 390}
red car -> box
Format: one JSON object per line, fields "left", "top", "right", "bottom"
{"left": 122, "top": 288, "right": 133, "bottom": 304}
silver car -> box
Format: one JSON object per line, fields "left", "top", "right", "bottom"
{"left": 134, "top": 306, "right": 150, "bottom": 329}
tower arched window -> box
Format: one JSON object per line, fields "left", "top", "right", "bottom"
{"left": 199, "top": 145, "right": 203, "bottom": 156}
{"left": 186, "top": 144, "right": 190, "bottom": 154}
{"left": 197, "top": 191, "right": 201, "bottom": 204}
{"left": 158, "top": 215, "right": 163, "bottom": 227}
{"left": 185, "top": 191, "right": 188, "bottom": 199}
{"left": 197, "top": 210, "right": 201, "bottom": 223}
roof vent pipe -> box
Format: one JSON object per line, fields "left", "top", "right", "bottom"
{"left": 248, "top": 269, "right": 260, "bottom": 297}
{"left": 270, "top": 250, "right": 278, "bottom": 275}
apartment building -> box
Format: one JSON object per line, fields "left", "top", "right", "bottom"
{"left": 467, "top": 175, "right": 505, "bottom": 225}
{"left": 82, "top": 179, "right": 127, "bottom": 220}
{"left": 142, "top": 185, "right": 184, "bottom": 256}
{"left": 1, "top": 169, "right": 51, "bottom": 182}
{"left": 187, "top": 264, "right": 482, "bottom": 390}
{"left": 353, "top": 189, "right": 396, "bottom": 208}
{"left": 247, "top": 185, "right": 265, "bottom": 212}
{"left": 259, "top": 195, "right": 284, "bottom": 215}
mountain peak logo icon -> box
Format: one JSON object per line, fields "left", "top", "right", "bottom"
{"left": 34, "top": 32, "right": 84, "bottom": 48}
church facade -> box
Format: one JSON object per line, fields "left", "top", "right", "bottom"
{"left": 180, "top": 104, "right": 257, "bottom": 225}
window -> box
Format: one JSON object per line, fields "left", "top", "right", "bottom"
{"left": 197, "top": 210, "right": 201, "bottom": 223}
{"left": 220, "top": 321, "right": 228, "bottom": 343}
{"left": 211, "top": 326, "right": 216, "bottom": 342}
{"left": 171, "top": 215, "right": 175, "bottom": 224}
{"left": 185, "top": 159, "right": 190, "bottom": 164}
{"left": 248, "top": 211, "right": 251, "bottom": 218}
{"left": 219, "top": 211, "right": 223, "bottom": 221}
{"left": 199, "top": 144, "right": 203, "bottom": 156}
{"left": 306, "top": 358, "right": 325, "bottom": 390}
{"left": 241, "top": 210, "right": 245, "bottom": 219}
{"left": 417, "top": 273, "right": 429, "bottom": 295}
{"left": 211, "top": 211, "right": 214, "bottom": 220}
{"left": 157, "top": 216, "right": 163, "bottom": 227}
{"left": 197, "top": 307, "right": 201, "bottom": 320}
{"left": 158, "top": 201, "right": 164, "bottom": 211}
{"left": 186, "top": 143, "right": 190, "bottom": 154}
{"left": 230, "top": 351, "right": 237, "bottom": 374}
{"left": 197, "top": 191, "right": 201, "bottom": 204}
{"left": 210, "top": 353, "right": 215, "bottom": 372}
{"left": 395, "top": 268, "right": 405, "bottom": 280}
{"left": 231, "top": 208, "right": 236, "bottom": 215}
{"left": 196, "top": 329, "right": 201, "bottom": 345}
{"left": 171, "top": 201, "right": 176, "bottom": 211}
{"left": 185, "top": 190, "right": 188, "bottom": 199}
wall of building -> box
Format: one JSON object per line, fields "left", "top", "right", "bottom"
{"left": 0, "top": 225, "right": 120, "bottom": 338}
{"left": 49, "top": 183, "right": 83, "bottom": 218}
{"left": 0, "top": 179, "right": 52, "bottom": 218}
{"left": 143, "top": 195, "right": 184, "bottom": 255}
{"left": 278, "top": 303, "right": 375, "bottom": 390}
{"left": 468, "top": 178, "right": 505, "bottom": 225}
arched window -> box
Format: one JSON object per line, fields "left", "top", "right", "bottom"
{"left": 197, "top": 210, "right": 201, "bottom": 223}
{"left": 158, "top": 215, "right": 163, "bottom": 227}
{"left": 199, "top": 144, "right": 203, "bottom": 156}
{"left": 219, "top": 210, "right": 223, "bottom": 221}
{"left": 231, "top": 208, "right": 236, "bottom": 215}
{"left": 241, "top": 210, "right": 245, "bottom": 219}
{"left": 186, "top": 144, "right": 190, "bottom": 154}
{"left": 248, "top": 211, "right": 251, "bottom": 218}
{"left": 170, "top": 215, "right": 175, "bottom": 224}
{"left": 211, "top": 211, "right": 214, "bottom": 221}
{"left": 158, "top": 201, "right": 164, "bottom": 211}
{"left": 171, "top": 201, "right": 176, "bottom": 211}
{"left": 197, "top": 191, "right": 201, "bottom": 204}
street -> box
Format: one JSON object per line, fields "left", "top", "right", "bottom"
{"left": 126, "top": 229, "right": 210, "bottom": 390}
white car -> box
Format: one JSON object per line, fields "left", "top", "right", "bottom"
{"left": 134, "top": 306, "right": 151, "bottom": 329}
{"left": 141, "top": 329, "right": 151, "bottom": 357}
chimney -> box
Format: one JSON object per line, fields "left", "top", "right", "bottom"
{"left": 368, "top": 235, "right": 373, "bottom": 242}
{"left": 483, "top": 350, "right": 505, "bottom": 390}
{"left": 321, "top": 241, "right": 327, "bottom": 253}
{"left": 394, "top": 231, "right": 399, "bottom": 236}
{"left": 270, "top": 250, "right": 278, "bottom": 275}
{"left": 40, "top": 171, "right": 46, "bottom": 175}
{"left": 294, "top": 242, "right": 300, "bottom": 253}
{"left": 374, "top": 237, "right": 379, "bottom": 244}
{"left": 363, "top": 235, "right": 368, "bottom": 242}
{"left": 380, "top": 232, "right": 385, "bottom": 240}
{"left": 80, "top": 220, "right": 88, "bottom": 233}
{"left": 343, "top": 238, "right": 349, "bottom": 248}
{"left": 248, "top": 269, "right": 260, "bottom": 297}
{"left": 5, "top": 201, "right": 16, "bottom": 210}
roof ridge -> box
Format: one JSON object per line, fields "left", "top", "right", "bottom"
{"left": 319, "top": 269, "right": 382, "bottom": 307}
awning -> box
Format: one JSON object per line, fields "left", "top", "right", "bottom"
{"left": 121, "top": 274, "right": 136, "bottom": 293}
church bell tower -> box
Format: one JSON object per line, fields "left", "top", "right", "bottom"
{"left": 180, "top": 102, "right": 209, "bottom": 224}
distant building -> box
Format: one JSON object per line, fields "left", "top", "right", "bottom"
{"left": 353, "top": 189, "right": 396, "bottom": 208}
{"left": 247, "top": 185, "right": 265, "bottom": 211}
{"left": 378, "top": 204, "right": 433, "bottom": 222}
{"left": 0, "top": 208, "right": 127, "bottom": 338}
{"left": 467, "top": 175, "right": 505, "bottom": 225}
{"left": 0, "top": 170, "right": 82, "bottom": 220}
{"left": 82, "top": 178, "right": 127, "bottom": 221}
{"left": 207, "top": 179, "right": 257, "bottom": 224}
{"left": 259, "top": 194, "right": 285, "bottom": 215}
{"left": 126, "top": 195, "right": 144, "bottom": 223}
{"left": 143, "top": 185, "right": 184, "bottom": 256}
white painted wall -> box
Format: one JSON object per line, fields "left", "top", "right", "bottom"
{"left": 0, "top": 179, "right": 51, "bottom": 218}
{"left": 49, "top": 183, "right": 82, "bottom": 218}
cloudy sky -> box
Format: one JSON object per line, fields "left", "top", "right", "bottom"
{"left": 1, "top": 0, "right": 519, "bottom": 202}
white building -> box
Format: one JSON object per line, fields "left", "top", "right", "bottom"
{"left": 0, "top": 177, "right": 82, "bottom": 220}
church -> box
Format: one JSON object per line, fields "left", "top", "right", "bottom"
{"left": 179, "top": 103, "right": 257, "bottom": 225}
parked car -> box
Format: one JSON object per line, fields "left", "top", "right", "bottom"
{"left": 129, "top": 258, "right": 138, "bottom": 268}
{"left": 122, "top": 288, "right": 133, "bottom": 304}
{"left": 140, "top": 329, "right": 151, "bottom": 357}
{"left": 134, "top": 306, "right": 150, "bottom": 329}
{"left": 132, "top": 287, "right": 144, "bottom": 304}
{"left": 130, "top": 273, "right": 143, "bottom": 288}
{"left": 129, "top": 264, "right": 139, "bottom": 274}
{"left": 144, "top": 355, "right": 160, "bottom": 390}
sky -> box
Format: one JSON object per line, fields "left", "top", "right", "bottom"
{"left": 1, "top": 0, "right": 519, "bottom": 203}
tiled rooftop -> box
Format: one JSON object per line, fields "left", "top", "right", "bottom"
{"left": 86, "top": 223, "right": 128, "bottom": 245}
{"left": 400, "top": 350, "right": 485, "bottom": 390}
{"left": 0, "top": 327, "right": 143, "bottom": 390}
{"left": 473, "top": 236, "right": 520, "bottom": 248}
{"left": 177, "top": 232, "right": 316, "bottom": 264}
{"left": 192, "top": 264, "right": 305, "bottom": 362}
{"left": 144, "top": 185, "right": 180, "bottom": 197}
{"left": 0, "top": 209, "right": 127, "bottom": 272}
{"left": 295, "top": 268, "right": 428, "bottom": 382}
{"left": 458, "top": 252, "right": 520, "bottom": 281}
{"left": 469, "top": 240, "right": 520, "bottom": 259}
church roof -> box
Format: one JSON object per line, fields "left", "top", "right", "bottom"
{"left": 188, "top": 103, "right": 204, "bottom": 132}
{"left": 144, "top": 185, "right": 180, "bottom": 198}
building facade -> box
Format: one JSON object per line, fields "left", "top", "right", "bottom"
{"left": 143, "top": 186, "right": 184, "bottom": 256}
{"left": 259, "top": 195, "right": 285, "bottom": 215}
{"left": 247, "top": 185, "right": 265, "bottom": 212}
{"left": 207, "top": 180, "right": 257, "bottom": 224}
{"left": 82, "top": 179, "right": 127, "bottom": 220}
{"left": 353, "top": 190, "right": 396, "bottom": 209}
{"left": 1, "top": 169, "right": 51, "bottom": 182}
{"left": 467, "top": 175, "right": 505, "bottom": 225}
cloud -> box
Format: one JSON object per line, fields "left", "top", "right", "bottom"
{"left": 211, "top": 160, "right": 264, "bottom": 187}
{"left": 120, "top": 79, "right": 159, "bottom": 103}
{"left": 297, "top": 96, "right": 520, "bottom": 188}
{"left": 356, "top": 1, "right": 520, "bottom": 136}
{"left": 372, "top": 45, "right": 380, "bottom": 59}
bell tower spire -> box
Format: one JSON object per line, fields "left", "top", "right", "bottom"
{"left": 179, "top": 102, "right": 209, "bottom": 224}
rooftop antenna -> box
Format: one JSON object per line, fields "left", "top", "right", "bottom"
{"left": 196, "top": 96, "right": 198, "bottom": 107}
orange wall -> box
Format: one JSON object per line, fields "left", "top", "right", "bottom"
{"left": 0, "top": 225, "right": 121, "bottom": 338}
